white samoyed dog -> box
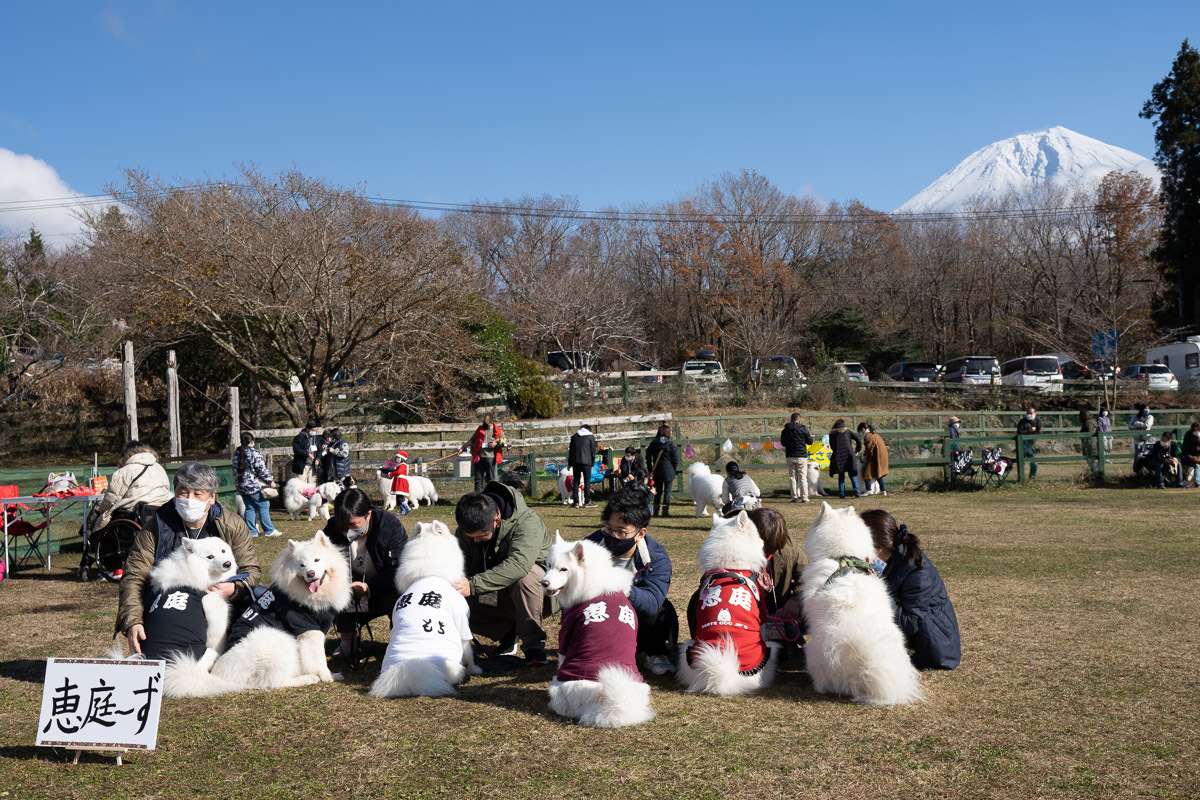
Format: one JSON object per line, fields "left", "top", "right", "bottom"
{"left": 676, "top": 511, "right": 780, "bottom": 695}
{"left": 284, "top": 478, "right": 342, "bottom": 521}
{"left": 687, "top": 462, "right": 725, "bottom": 517}
{"left": 541, "top": 534, "right": 654, "bottom": 728}
{"left": 166, "top": 531, "right": 352, "bottom": 697}
{"left": 369, "top": 521, "right": 481, "bottom": 698}
{"left": 808, "top": 462, "right": 829, "bottom": 497}
{"left": 557, "top": 466, "right": 585, "bottom": 506}
{"left": 376, "top": 472, "right": 438, "bottom": 511}
{"left": 133, "top": 538, "right": 239, "bottom": 692}
{"left": 800, "top": 502, "right": 922, "bottom": 706}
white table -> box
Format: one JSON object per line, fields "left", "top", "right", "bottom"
{"left": 2, "top": 494, "right": 98, "bottom": 576}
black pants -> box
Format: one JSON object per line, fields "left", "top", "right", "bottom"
{"left": 652, "top": 476, "right": 673, "bottom": 515}
{"left": 473, "top": 459, "right": 496, "bottom": 492}
{"left": 569, "top": 462, "right": 591, "bottom": 503}
{"left": 335, "top": 589, "right": 398, "bottom": 636}
{"left": 637, "top": 600, "right": 679, "bottom": 657}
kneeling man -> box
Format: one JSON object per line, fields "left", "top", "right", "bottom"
{"left": 453, "top": 481, "right": 552, "bottom": 665}
{"left": 585, "top": 485, "right": 678, "bottom": 675}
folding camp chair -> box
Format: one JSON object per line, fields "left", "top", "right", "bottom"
{"left": 981, "top": 446, "right": 1013, "bottom": 488}
{"left": 1, "top": 485, "right": 50, "bottom": 570}
{"left": 949, "top": 449, "right": 979, "bottom": 487}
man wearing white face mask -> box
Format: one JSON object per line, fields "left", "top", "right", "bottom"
{"left": 116, "top": 462, "right": 261, "bottom": 655}
{"left": 1015, "top": 406, "right": 1043, "bottom": 479}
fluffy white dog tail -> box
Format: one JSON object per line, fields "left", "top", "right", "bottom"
{"left": 579, "top": 666, "right": 654, "bottom": 728}
{"left": 163, "top": 652, "right": 243, "bottom": 698}
{"left": 675, "top": 638, "right": 778, "bottom": 696}
{"left": 368, "top": 660, "right": 464, "bottom": 699}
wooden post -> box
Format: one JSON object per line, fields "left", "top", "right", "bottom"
{"left": 166, "top": 350, "right": 182, "bottom": 458}
{"left": 228, "top": 386, "right": 240, "bottom": 456}
{"left": 122, "top": 341, "right": 138, "bottom": 441}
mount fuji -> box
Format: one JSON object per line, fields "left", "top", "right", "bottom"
{"left": 895, "top": 126, "right": 1159, "bottom": 214}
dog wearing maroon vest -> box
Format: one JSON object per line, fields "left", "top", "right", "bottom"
{"left": 677, "top": 511, "right": 780, "bottom": 695}
{"left": 542, "top": 534, "right": 654, "bottom": 728}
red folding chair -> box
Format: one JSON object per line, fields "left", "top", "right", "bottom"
{"left": 2, "top": 484, "right": 49, "bottom": 570}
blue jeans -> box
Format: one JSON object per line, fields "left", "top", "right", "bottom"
{"left": 836, "top": 473, "right": 861, "bottom": 497}
{"left": 240, "top": 490, "right": 275, "bottom": 535}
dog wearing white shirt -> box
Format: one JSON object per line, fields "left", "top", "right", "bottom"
{"left": 369, "top": 520, "right": 481, "bottom": 698}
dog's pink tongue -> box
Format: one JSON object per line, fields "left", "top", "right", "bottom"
{"left": 308, "top": 579, "right": 321, "bottom": 593}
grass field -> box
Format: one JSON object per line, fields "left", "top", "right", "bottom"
{"left": 1, "top": 483, "right": 1197, "bottom": 799}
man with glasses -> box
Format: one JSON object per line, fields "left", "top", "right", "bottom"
{"left": 585, "top": 486, "right": 677, "bottom": 675}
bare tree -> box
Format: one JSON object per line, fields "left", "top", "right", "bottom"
{"left": 85, "top": 166, "right": 474, "bottom": 424}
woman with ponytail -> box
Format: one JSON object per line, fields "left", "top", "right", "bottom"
{"left": 860, "top": 509, "right": 960, "bottom": 670}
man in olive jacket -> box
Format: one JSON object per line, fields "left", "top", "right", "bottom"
{"left": 452, "top": 481, "right": 551, "bottom": 665}
{"left": 115, "top": 462, "right": 261, "bottom": 653}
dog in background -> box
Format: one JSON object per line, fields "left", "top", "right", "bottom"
{"left": 542, "top": 534, "right": 654, "bottom": 728}
{"left": 284, "top": 478, "right": 342, "bottom": 521}
{"left": 800, "top": 502, "right": 923, "bottom": 706}
{"left": 686, "top": 462, "right": 725, "bottom": 517}
{"left": 369, "top": 520, "right": 481, "bottom": 698}
{"left": 676, "top": 511, "right": 779, "bottom": 695}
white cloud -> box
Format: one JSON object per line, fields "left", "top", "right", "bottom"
{"left": 103, "top": 10, "right": 130, "bottom": 41}
{"left": 0, "top": 148, "right": 90, "bottom": 239}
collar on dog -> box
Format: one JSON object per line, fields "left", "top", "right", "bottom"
{"left": 821, "top": 556, "right": 875, "bottom": 589}
{"left": 698, "top": 569, "right": 762, "bottom": 601}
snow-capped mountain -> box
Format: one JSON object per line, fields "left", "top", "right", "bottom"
{"left": 895, "top": 126, "right": 1159, "bottom": 214}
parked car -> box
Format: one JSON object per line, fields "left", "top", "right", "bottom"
{"left": 833, "top": 362, "right": 869, "bottom": 383}
{"left": 885, "top": 361, "right": 938, "bottom": 382}
{"left": 680, "top": 359, "right": 727, "bottom": 385}
{"left": 940, "top": 356, "right": 1000, "bottom": 384}
{"left": 633, "top": 360, "right": 663, "bottom": 384}
{"left": 752, "top": 355, "right": 807, "bottom": 388}
{"left": 546, "top": 350, "right": 593, "bottom": 372}
{"left": 1120, "top": 363, "right": 1179, "bottom": 391}
{"left": 1146, "top": 337, "right": 1200, "bottom": 388}
{"left": 1086, "top": 360, "right": 1118, "bottom": 382}
{"left": 1000, "top": 355, "right": 1063, "bottom": 393}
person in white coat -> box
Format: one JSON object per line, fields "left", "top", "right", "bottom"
{"left": 95, "top": 441, "right": 173, "bottom": 529}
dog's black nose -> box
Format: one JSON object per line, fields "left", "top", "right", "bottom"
{"left": 306, "top": 570, "right": 316, "bottom": 579}
{"left": 223, "top": 561, "right": 232, "bottom": 568}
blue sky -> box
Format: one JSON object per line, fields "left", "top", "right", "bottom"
{"left": 2, "top": 1, "right": 1197, "bottom": 237}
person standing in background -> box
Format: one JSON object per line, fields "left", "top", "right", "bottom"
{"left": 292, "top": 420, "right": 321, "bottom": 483}
{"left": 463, "top": 414, "right": 504, "bottom": 493}
{"left": 644, "top": 424, "right": 678, "bottom": 518}
{"left": 780, "top": 413, "right": 814, "bottom": 504}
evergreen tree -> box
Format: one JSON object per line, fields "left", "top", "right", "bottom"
{"left": 1140, "top": 39, "right": 1200, "bottom": 326}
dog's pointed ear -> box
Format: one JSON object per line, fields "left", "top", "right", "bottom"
{"left": 411, "top": 522, "right": 425, "bottom": 538}
{"left": 180, "top": 538, "right": 195, "bottom": 553}
{"left": 842, "top": 505, "right": 855, "bottom": 516}
{"left": 818, "top": 501, "right": 832, "bottom": 517}
{"left": 313, "top": 531, "right": 332, "bottom": 547}
{"left": 734, "top": 510, "right": 751, "bottom": 529}
{"left": 287, "top": 539, "right": 299, "bottom": 553}
{"left": 712, "top": 512, "right": 722, "bottom": 525}
{"left": 571, "top": 542, "right": 586, "bottom": 564}
{"left": 554, "top": 530, "right": 565, "bottom": 546}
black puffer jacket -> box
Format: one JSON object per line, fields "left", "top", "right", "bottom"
{"left": 324, "top": 508, "right": 407, "bottom": 600}
{"left": 827, "top": 427, "right": 861, "bottom": 476}
{"left": 780, "top": 421, "right": 813, "bottom": 457}
{"left": 882, "top": 554, "right": 961, "bottom": 670}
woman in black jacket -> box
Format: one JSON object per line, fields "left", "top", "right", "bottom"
{"left": 323, "top": 488, "right": 408, "bottom": 664}
{"left": 828, "top": 419, "right": 862, "bottom": 498}
{"left": 644, "top": 424, "right": 679, "bottom": 518}
{"left": 861, "top": 509, "right": 960, "bottom": 670}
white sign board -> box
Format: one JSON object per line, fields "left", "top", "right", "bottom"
{"left": 36, "top": 658, "right": 164, "bottom": 751}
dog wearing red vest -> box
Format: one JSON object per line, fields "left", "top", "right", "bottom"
{"left": 542, "top": 533, "right": 654, "bottom": 728}
{"left": 676, "top": 511, "right": 780, "bottom": 695}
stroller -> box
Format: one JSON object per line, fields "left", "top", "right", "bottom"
{"left": 981, "top": 446, "right": 1014, "bottom": 487}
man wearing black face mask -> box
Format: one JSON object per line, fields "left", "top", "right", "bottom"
{"left": 584, "top": 486, "right": 677, "bottom": 675}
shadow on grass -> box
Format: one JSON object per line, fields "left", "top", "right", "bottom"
{"left": 0, "top": 659, "right": 50, "bottom": 683}
{"left": 457, "top": 671, "right": 554, "bottom": 719}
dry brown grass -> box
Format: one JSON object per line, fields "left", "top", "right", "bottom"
{"left": 1, "top": 485, "right": 1197, "bottom": 799}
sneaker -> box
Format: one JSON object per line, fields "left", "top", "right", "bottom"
{"left": 266, "top": 530, "right": 282, "bottom": 537}
{"left": 790, "top": 498, "right": 798, "bottom": 503}
{"left": 801, "top": 498, "right": 810, "bottom": 503}
{"left": 585, "top": 502, "right": 597, "bottom": 508}
{"left": 496, "top": 631, "right": 519, "bottom": 657}
{"left": 661, "top": 512, "right": 672, "bottom": 518}
{"left": 524, "top": 649, "right": 550, "bottom": 667}
{"left": 645, "top": 655, "right": 675, "bottom": 675}
{"left": 882, "top": 491, "right": 888, "bottom": 496}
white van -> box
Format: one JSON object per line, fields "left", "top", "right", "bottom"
{"left": 1146, "top": 337, "right": 1200, "bottom": 388}
{"left": 1000, "top": 355, "right": 1063, "bottom": 393}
